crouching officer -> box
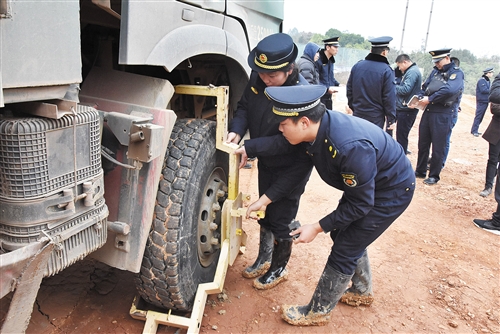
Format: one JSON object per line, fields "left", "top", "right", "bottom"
{"left": 239, "top": 85, "right": 415, "bottom": 326}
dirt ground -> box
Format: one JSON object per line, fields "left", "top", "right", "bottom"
{"left": 1, "top": 94, "right": 499, "bottom": 334}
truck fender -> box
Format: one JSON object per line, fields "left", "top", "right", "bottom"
{"left": 146, "top": 24, "right": 249, "bottom": 73}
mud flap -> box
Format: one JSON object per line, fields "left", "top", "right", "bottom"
{"left": 1, "top": 238, "right": 55, "bottom": 333}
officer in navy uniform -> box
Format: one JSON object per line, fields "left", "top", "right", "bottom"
{"left": 316, "top": 37, "right": 341, "bottom": 110}
{"left": 347, "top": 36, "right": 396, "bottom": 130}
{"left": 239, "top": 85, "right": 415, "bottom": 326}
{"left": 414, "top": 48, "right": 464, "bottom": 185}
{"left": 471, "top": 67, "right": 494, "bottom": 136}
{"left": 226, "top": 33, "right": 313, "bottom": 290}
{"left": 474, "top": 71, "right": 500, "bottom": 234}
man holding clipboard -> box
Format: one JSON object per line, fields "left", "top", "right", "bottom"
{"left": 395, "top": 54, "right": 422, "bottom": 155}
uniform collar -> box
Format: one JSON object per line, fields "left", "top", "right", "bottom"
{"left": 435, "top": 62, "right": 454, "bottom": 72}
{"left": 319, "top": 50, "right": 335, "bottom": 65}
{"left": 307, "top": 111, "right": 330, "bottom": 155}
{"left": 365, "top": 53, "right": 389, "bottom": 65}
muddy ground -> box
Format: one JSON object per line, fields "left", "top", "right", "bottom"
{"left": 1, "top": 94, "right": 499, "bottom": 334}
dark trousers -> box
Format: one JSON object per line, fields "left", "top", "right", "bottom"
{"left": 471, "top": 101, "right": 489, "bottom": 134}
{"left": 257, "top": 163, "right": 309, "bottom": 239}
{"left": 327, "top": 185, "right": 415, "bottom": 275}
{"left": 485, "top": 141, "right": 500, "bottom": 189}
{"left": 494, "top": 162, "right": 500, "bottom": 223}
{"left": 396, "top": 109, "right": 418, "bottom": 154}
{"left": 416, "top": 111, "right": 453, "bottom": 180}
{"left": 443, "top": 110, "right": 458, "bottom": 166}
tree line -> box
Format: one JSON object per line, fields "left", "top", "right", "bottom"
{"left": 288, "top": 28, "right": 500, "bottom": 96}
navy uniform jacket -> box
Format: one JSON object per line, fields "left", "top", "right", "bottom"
{"left": 491, "top": 72, "right": 500, "bottom": 104}
{"left": 476, "top": 75, "right": 491, "bottom": 103}
{"left": 483, "top": 73, "right": 500, "bottom": 144}
{"left": 229, "top": 71, "right": 312, "bottom": 202}
{"left": 347, "top": 53, "right": 396, "bottom": 126}
{"left": 419, "top": 62, "right": 464, "bottom": 113}
{"left": 306, "top": 111, "right": 414, "bottom": 232}
{"left": 316, "top": 51, "right": 340, "bottom": 90}
{"left": 248, "top": 110, "right": 415, "bottom": 232}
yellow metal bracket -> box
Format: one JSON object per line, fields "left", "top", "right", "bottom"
{"left": 231, "top": 208, "right": 265, "bottom": 219}
{"left": 130, "top": 239, "right": 230, "bottom": 333}
{"left": 131, "top": 84, "right": 253, "bottom": 333}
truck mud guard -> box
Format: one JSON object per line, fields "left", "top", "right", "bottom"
{"left": 1, "top": 238, "right": 54, "bottom": 333}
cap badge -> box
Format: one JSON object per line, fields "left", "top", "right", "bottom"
{"left": 259, "top": 54, "right": 268, "bottom": 64}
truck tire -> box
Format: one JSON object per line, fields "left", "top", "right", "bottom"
{"left": 135, "top": 119, "right": 228, "bottom": 311}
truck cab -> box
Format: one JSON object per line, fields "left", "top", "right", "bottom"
{"left": 0, "top": 1, "right": 283, "bottom": 331}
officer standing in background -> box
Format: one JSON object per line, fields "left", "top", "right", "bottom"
{"left": 347, "top": 36, "right": 396, "bottom": 130}
{"left": 478, "top": 70, "right": 500, "bottom": 198}
{"left": 413, "top": 48, "right": 464, "bottom": 185}
{"left": 443, "top": 56, "right": 463, "bottom": 167}
{"left": 471, "top": 67, "right": 494, "bottom": 136}
{"left": 395, "top": 54, "right": 422, "bottom": 155}
{"left": 239, "top": 84, "right": 415, "bottom": 326}
{"left": 226, "top": 33, "right": 313, "bottom": 291}
{"left": 473, "top": 71, "right": 500, "bottom": 234}
{"left": 316, "top": 37, "right": 341, "bottom": 110}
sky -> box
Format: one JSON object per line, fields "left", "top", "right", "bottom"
{"left": 283, "top": 0, "right": 498, "bottom": 58}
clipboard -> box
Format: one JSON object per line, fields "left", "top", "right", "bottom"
{"left": 407, "top": 95, "right": 425, "bottom": 111}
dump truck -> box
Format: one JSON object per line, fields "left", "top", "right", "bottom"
{"left": 0, "top": 1, "right": 283, "bottom": 332}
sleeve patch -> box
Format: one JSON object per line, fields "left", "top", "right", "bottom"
{"left": 341, "top": 173, "right": 358, "bottom": 187}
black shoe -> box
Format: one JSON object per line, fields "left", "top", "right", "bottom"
{"left": 423, "top": 177, "right": 438, "bottom": 185}
{"left": 415, "top": 171, "right": 426, "bottom": 179}
{"left": 472, "top": 218, "right": 500, "bottom": 235}
{"left": 406, "top": 150, "right": 412, "bottom": 155}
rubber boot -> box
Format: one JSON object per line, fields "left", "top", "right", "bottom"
{"left": 340, "top": 250, "right": 374, "bottom": 306}
{"left": 281, "top": 264, "right": 353, "bottom": 326}
{"left": 253, "top": 238, "right": 292, "bottom": 290}
{"left": 242, "top": 226, "right": 274, "bottom": 278}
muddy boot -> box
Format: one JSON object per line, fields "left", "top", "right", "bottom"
{"left": 242, "top": 226, "right": 274, "bottom": 278}
{"left": 253, "top": 238, "right": 292, "bottom": 290}
{"left": 281, "top": 264, "right": 353, "bottom": 326}
{"left": 340, "top": 250, "right": 374, "bottom": 306}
